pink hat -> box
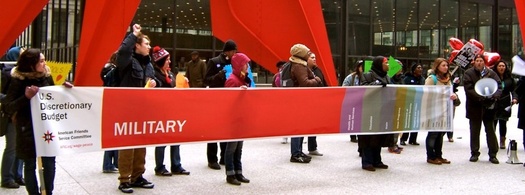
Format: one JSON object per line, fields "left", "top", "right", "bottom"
{"left": 152, "top": 46, "right": 169, "bottom": 62}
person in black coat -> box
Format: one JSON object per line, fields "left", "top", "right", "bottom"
{"left": 516, "top": 76, "right": 525, "bottom": 151}
{"left": 359, "top": 56, "right": 394, "bottom": 171}
{"left": 400, "top": 63, "right": 424, "bottom": 146}
{"left": 2, "top": 48, "right": 55, "bottom": 194}
{"left": 203, "top": 40, "right": 237, "bottom": 170}
{"left": 491, "top": 60, "right": 517, "bottom": 149}
{"left": 463, "top": 54, "right": 502, "bottom": 164}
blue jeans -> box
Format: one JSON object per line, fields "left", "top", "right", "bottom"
{"left": 426, "top": 132, "right": 444, "bottom": 160}
{"left": 224, "top": 141, "right": 243, "bottom": 176}
{"left": 290, "top": 137, "right": 304, "bottom": 156}
{"left": 307, "top": 136, "right": 317, "bottom": 151}
{"left": 1, "top": 122, "right": 23, "bottom": 184}
{"left": 24, "top": 157, "right": 55, "bottom": 195}
{"left": 361, "top": 147, "right": 382, "bottom": 167}
{"left": 155, "top": 145, "right": 182, "bottom": 172}
{"left": 102, "top": 150, "right": 118, "bottom": 170}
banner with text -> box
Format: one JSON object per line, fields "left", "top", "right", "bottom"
{"left": 31, "top": 86, "right": 452, "bottom": 156}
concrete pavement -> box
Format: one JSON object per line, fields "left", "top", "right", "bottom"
{"left": 1, "top": 88, "right": 525, "bottom": 194}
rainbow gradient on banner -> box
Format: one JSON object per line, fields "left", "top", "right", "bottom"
{"left": 340, "top": 85, "right": 452, "bottom": 134}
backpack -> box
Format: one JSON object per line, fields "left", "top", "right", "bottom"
{"left": 101, "top": 64, "right": 120, "bottom": 87}
{"left": 279, "top": 62, "right": 294, "bottom": 87}
{"left": 430, "top": 74, "right": 438, "bottom": 85}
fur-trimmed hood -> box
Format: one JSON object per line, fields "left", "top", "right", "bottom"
{"left": 11, "top": 65, "right": 52, "bottom": 80}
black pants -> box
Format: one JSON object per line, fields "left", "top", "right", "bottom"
{"left": 400, "top": 132, "right": 418, "bottom": 143}
{"left": 207, "top": 142, "right": 226, "bottom": 163}
{"left": 469, "top": 116, "right": 498, "bottom": 158}
{"left": 494, "top": 119, "right": 507, "bottom": 139}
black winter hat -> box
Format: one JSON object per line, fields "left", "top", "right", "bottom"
{"left": 223, "top": 40, "right": 237, "bottom": 52}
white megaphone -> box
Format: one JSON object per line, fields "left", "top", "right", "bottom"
{"left": 506, "top": 140, "right": 522, "bottom": 164}
{"left": 474, "top": 78, "right": 498, "bottom": 97}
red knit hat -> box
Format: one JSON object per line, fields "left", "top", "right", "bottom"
{"left": 152, "top": 46, "right": 169, "bottom": 62}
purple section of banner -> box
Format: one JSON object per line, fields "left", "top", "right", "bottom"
{"left": 340, "top": 88, "right": 366, "bottom": 133}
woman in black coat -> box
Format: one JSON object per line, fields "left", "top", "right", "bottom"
{"left": 492, "top": 60, "right": 518, "bottom": 149}
{"left": 2, "top": 48, "right": 55, "bottom": 194}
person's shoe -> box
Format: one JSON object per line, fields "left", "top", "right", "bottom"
{"left": 373, "top": 163, "right": 389, "bottom": 169}
{"left": 308, "top": 150, "right": 323, "bottom": 156}
{"left": 350, "top": 137, "right": 358, "bottom": 143}
{"left": 226, "top": 175, "right": 241, "bottom": 185}
{"left": 362, "top": 165, "right": 376, "bottom": 171}
{"left": 15, "top": 178, "right": 25, "bottom": 186}
{"left": 130, "top": 176, "right": 154, "bottom": 189}
{"left": 396, "top": 145, "right": 404, "bottom": 150}
{"left": 208, "top": 162, "right": 221, "bottom": 170}
{"left": 500, "top": 140, "right": 506, "bottom": 149}
{"left": 437, "top": 158, "right": 451, "bottom": 164}
{"left": 489, "top": 157, "right": 500, "bottom": 164}
{"left": 469, "top": 156, "right": 479, "bottom": 162}
{"left": 1, "top": 181, "right": 20, "bottom": 189}
{"left": 427, "top": 159, "right": 442, "bottom": 165}
{"left": 118, "top": 182, "right": 133, "bottom": 193}
{"left": 400, "top": 141, "right": 406, "bottom": 145}
{"left": 103, "top": 167, "right": 119, "bottom": 173}
{"left": 409, "top": 142, "right": 420, "bottom": 146}
{"left": 235, "top": 174, "right": 250, "bottom": 183}
{"left": 281, "top": 138, "right": 288, "bottom": 144}
{"left": 448, "top": 138, "right": 454, "bottom": 142}
{"left": 300, "top": 152, "right": 312, "bottom": 160}
{"left": 155, "top": 168, "right": 172, "bottom": 176}
{"left": 388, "top": 147, "right": 401, "bottom": 154}
{"left": 172, "top": 169, "right": 190, "bottom": 175}
{"left": 290, "top": 155, "right": 310, "bottom": 163}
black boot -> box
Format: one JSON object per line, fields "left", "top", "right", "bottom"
{"left": 235, "top": 174, "right": 250, "bottom": 183}
{"left": 226, "top": 175, "right": 241, "bottom": 185}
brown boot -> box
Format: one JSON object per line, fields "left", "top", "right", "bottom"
{"left": 500, "top": 137, "right": 506, "bottom": 149}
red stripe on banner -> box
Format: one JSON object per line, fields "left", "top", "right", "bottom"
{"left": 0, "top": 0, "right": 47, "bottom": 54}
{"left": 210, "top": 0, "right": 337, "bottom": 86}
{"left": 515, "top": 0, "right": 525, "bottom": 50}
{"left": 75, "top": 0, "right": 140, "bottom": 86}
{"left": 101, "top": 88, "right": 345, "bottom": 148}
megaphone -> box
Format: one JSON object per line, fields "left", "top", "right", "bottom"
{"left": 506, "top": 139, "right": 522, "bottom": 164}
{"left": 474, "top": 78, "right": 498, "bottom": 97}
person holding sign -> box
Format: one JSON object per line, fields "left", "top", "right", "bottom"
{"left": 2, "top": 48, "right": 55, "bottom": 194}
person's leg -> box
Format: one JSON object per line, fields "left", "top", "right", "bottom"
{"left": 224, "top": 142, "right": 238, "bottom": 176}
{"left": 131, "top": 148, "right": 146, "bottom": 181}
{"left": 350, "top": 135, "right": 357, "bottom": 142}
{"left": 409, "top": 132, "right": 419, "bottom": 144}
{"left": 170, "top": 145, "right": 182, "bottom": 172}
{"left": 234, "top": 141, "right": 249, "bottom": 183}
{"left": 206, "top": 143, "right": 218, "bottom": 163}
{"left": 112, "top": 150, "right": 119, "bottom": 169}
{"left": 42, "top": 157, "right": 56, "bottom": 194}
{"left": 426, "top": 132, "right": 438, "bottom": 160}
{"left": 400, "top": 133, "right": 409, "bottom": 144}
{"left": 154, "top": 146, "right": 166, "bottom": 172}
{"left": 1, "top": 122, "right": 17, "bottom": 185}
{"left": 435, "top": 132, "right": 444, "bottom": 158}
{"left": 290, "top": 137, "right": 302, "bottom": 156}
{"left": 103, "top": 151, "right": 112, "bottom": 171}
{"left": 361, "top": 147, "right": 374, "bottom": 169}
{"left": 118, "top": 149, "right": 133, "bottom": 184}
{"left": 483, "top": 118, "right": 499, "bottom": 159}
{"left": 499, "top": 120, "right": 508, "bottom": 148}
{"left": 219, "top": 142, "right": 227, "bottom": 164}
{"left": 23, "top": 158, "right": 39, "bottom": 195}
{"left": 307, "top": 136, "right": 317, "bottom": 152}
{"left": 469, "top": 119, "right": 482, "bottom": 159}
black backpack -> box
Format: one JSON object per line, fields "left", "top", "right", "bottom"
{"left": 279, "top": 62, "right": 294, "bottom": 87}
{"left": 101, "top": 64, "right": 120, "bottom": 87}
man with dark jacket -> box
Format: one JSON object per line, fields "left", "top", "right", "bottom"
{"left": 115, "top": 24, "right": 157, "bottom": 193}
{"left": 464, "top": 54, "right": 502, "bottom": 164}
{"left": 288, "top": 44, "right": 322, "bottom": 163}
{"left": 400, "top": 63, "right": 424, "bottom": 146}
{"left": 204, "top": 40, "right": 237, "bottom": 170}
{"left": 185, "top": 51, "right": 206, "bottom": 88}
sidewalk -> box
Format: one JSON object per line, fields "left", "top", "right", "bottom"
{"left": 1, "top": 88, "right": 525, "bottom": 194}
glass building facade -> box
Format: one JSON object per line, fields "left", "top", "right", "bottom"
{"left": 7, "top": 0, "right": 522, "bottom": 84}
